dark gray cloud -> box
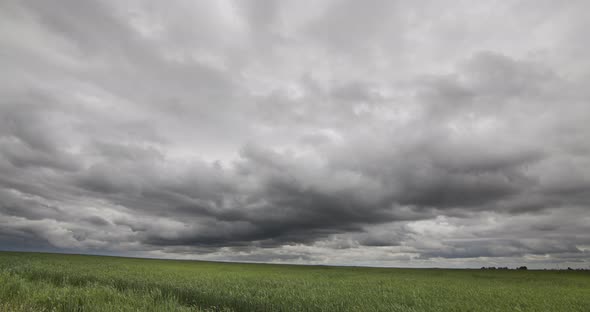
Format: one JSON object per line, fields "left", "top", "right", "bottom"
{"left": 0, "top": 0, "right": 589, "bottom": 268}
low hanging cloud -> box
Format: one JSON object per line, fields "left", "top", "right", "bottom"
{"left": 1, "top": 0, "right": 589, "bottom": 268}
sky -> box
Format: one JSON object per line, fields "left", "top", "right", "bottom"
{"left": 0, "top": 0, "right": 589, "bottom": 269}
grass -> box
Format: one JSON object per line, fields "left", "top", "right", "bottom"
{"left": 0, "top": 252, "right": 588, "bottom": 311}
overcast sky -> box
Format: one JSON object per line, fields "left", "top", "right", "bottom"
{"left": 1, "top": 0, "right": 589, "bottom": 268}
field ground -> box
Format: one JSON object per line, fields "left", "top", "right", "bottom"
{"left": 0, "top": 252, "right": 588, "bottom": 311}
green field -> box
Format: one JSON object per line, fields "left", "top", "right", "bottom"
{"left": 0, "top": 252, "right": 588, "bottom": 311}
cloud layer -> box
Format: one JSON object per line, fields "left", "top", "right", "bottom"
{"left": 1, "top": 0, "right": 589, "bottom": 268}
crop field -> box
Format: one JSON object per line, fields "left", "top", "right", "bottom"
{"left": 0, "top": 252, "right": 588, "bottom": 311}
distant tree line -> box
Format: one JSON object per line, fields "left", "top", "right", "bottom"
{"left": 480, "top": 266, "right": 589, "bottom": 271}
{"left": 480, "top": 266, "right": 526, "bottom": 270}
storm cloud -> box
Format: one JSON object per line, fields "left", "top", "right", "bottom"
{"left": 1, "top": 0, "right": 589, "bottom": 268}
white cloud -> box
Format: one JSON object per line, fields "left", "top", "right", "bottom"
{"left": 0, "top": 0, "right": 589, "bottom": 268}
